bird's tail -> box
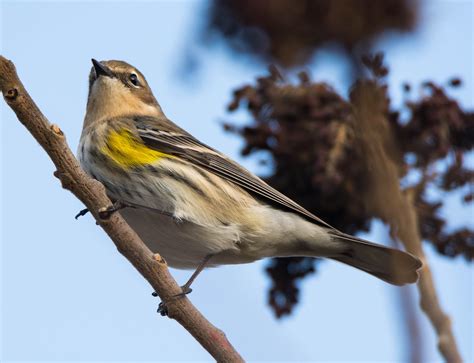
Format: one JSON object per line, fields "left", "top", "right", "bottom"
{"left": 328, "top": 231, "right": 422, "bottom": 285}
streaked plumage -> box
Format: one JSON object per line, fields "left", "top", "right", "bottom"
{"left": 78, "top": 59, "right": 422, "bottom": 285}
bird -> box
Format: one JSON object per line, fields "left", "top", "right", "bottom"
{"left": 78, "top": 59, "right": 422, "bottom": 294}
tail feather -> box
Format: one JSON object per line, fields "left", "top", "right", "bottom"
{"left": 329, "top": 232, "right": 422, "bottom": 286}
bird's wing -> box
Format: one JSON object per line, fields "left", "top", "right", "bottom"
{"left": 133, "top": 116, "right": 334, "bottom": 230}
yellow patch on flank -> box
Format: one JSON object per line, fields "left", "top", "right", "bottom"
{"left": 102, "top": 129, "right": 172, "bottom": 168}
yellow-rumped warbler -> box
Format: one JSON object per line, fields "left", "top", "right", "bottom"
{"left": 78, "top": 59, "right": 422, "bottom": 292}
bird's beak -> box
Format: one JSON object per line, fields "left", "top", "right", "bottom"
{"left": 91, "top": 59, "right": 114, "bottom": 78}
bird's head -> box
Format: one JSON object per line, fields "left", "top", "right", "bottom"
{"left": 85, "top": 59, "right": 163, "bottom": 126}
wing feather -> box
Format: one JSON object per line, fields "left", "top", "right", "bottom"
{"left": 134, "top": 116, "right": 334, "bottom": 229}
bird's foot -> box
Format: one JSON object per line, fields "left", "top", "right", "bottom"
{"left": 157, "top": 301, "right": 169, "bottom": 317}
{"left": 152, "top": 286, "right": 193, "bottom": 317}
{"left": 98, "top": 200, "right": 131, "bottom": 219}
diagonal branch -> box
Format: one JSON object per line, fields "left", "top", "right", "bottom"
{"left": 0, "top": 56, "right": 244, "bottom": 363}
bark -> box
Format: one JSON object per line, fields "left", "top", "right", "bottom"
{"left": 0, "top": 55, "right": 244, "bottom": 363}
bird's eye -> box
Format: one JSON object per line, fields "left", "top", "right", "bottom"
{"left": 129, "top": 73, "right": 140, "bottom": 87}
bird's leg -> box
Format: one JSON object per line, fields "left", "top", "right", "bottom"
{"left": 75, "top": 200, "right": 132, "bottom": 220}
{"left": 155, "top": 254, "right": 213, "bottom": 316}
{"left": 180, "top": 254, "right": 213, "bottom": 294}
{"left": 98, "top": 200, "right": 132, "bottom": 219}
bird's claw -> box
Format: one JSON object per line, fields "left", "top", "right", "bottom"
{"left": 75, "top": 208, "right": 90, "bottom": 219}
{"left": 98, "top": 200, "right": 130, "bottom": 220}
{"left": 157, "top": 301, "right": 169, "bottom": 316}
{"left": 152, "top": 286, "right": 193, "bottom": 317}
{"left": 180, "top": 286, "right": 193, "bottom": 296}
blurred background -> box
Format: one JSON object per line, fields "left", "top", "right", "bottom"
{"left": 1, "top": 0, "right": 472, "bottom": 362}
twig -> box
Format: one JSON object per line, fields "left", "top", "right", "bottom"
{"left": 389, "top": 239, "right": 424, "bottom": 363}
{"left": 352, "top": 82, "right": 462, "bottom": 363}
{"left": 0, "top": 55, "right": 244, "bottom": 363}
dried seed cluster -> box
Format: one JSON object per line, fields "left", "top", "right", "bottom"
{"left": 225, "top": 56, "right": 473, "bottom": 317}
{"left": 204, "top": 0, "right": 418, "bottom": 67}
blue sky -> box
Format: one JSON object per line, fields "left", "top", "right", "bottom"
{"left": 1, "top": 1, "right": 472, "bottom": 362}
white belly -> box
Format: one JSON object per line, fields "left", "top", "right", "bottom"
{"left": 119, "top": 202, "right": 332, "bottom": 269}
{"left": 119, "top": 206, "right": 255, "bottom": 269}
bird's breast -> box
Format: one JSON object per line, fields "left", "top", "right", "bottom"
{"left": 78, "top": 128, "right": 264, "bottom": 232}
{"left": 100, "top": 128, "right": 175, "bottom": 169}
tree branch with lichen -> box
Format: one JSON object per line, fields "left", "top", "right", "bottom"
{"left": 0, "top": 55, "right": 244, "bottom": 363}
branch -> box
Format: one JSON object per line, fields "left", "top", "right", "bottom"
{"left": 352, "top": 82, "right": 462, "bottom": 363}
{"left": 388, "top": 238, "right": 424, "bottom": 363}
{"left": 0, "top": 56, "right": 244, "bottom": 362}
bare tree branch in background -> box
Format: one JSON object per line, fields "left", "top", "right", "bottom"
{"left": 197, "top": 2, "right": 470, "bottom": 361}
{"left": 223, "top": 56, "right": 470, "bottom": 362}
{"left": 351, "top": 70, "right": 464, "bottom": 363}
{"left": 0, "top": 56, "right": 244, "bottom": 363}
